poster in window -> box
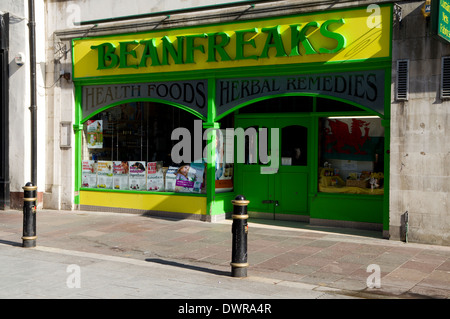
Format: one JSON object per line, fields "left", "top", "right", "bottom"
{"left": 165, "top": 166, "right": 178, "bottom": 192}
{"left": 147, "top": 162, "right": 164, "bottom": 191}
{"left": 87, "top": 120, "right": 103, "bottom": 149}
{"left": 97, "top": 161, "right": 113, "bottom": 189}
{"left": 175, "top": 162, "right": 205, "bottom": 193}
{"left": 113, "top": 161, "right": 129, "bottom": 190}
{"left": 81, "top": 160, "right": 97, "bottom": 188}
{"left": 128, "top": 161, "right": 146, "bottom": 190}
{"left": 191, "top": 162, "right": 205, "bottom": 193}
{"left": 323, "top": 118, "right": 384, "bottom": 162}
{"left": 215, "top": 129, "right": 234, "bottom": 193}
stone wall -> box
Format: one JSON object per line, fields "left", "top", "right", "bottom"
{"left": 390, "top": 1, "right": 450, "bottom": 245}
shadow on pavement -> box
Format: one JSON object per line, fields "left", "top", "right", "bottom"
{"left": 145, "top": 258, "right": 230, "bottom": 277}
{"left": 0, "top": 239, "right": 22, "bottom": 247}
{"left": 246, "top": 218, "right": 383, "bottom": 239}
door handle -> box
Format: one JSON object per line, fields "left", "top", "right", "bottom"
{"left": 262, "top": 200, "right": 279, "bottom": 207}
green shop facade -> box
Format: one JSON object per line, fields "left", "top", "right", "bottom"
{"left": 72, "top": 4, "right": 392, "bottom": 235}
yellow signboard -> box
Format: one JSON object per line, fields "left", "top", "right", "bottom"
{"left": 73, "top": 5, "right": 391, "bottom": 79}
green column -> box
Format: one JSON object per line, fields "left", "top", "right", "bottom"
{"left": 382, "top": 119, "right": 390, "bottom": 239}
{"left": 73, "top": 84, "right": 83, "bottom": 205}
{"left": 310, "top": 97, "right": 319, "bottom": 196}
{"left": 204, "top": 78, "right": 219, "bottom": 219}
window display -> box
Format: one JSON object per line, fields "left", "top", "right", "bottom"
{"left": 318, "top": 116, "right": 384, "bottom": 195}
{"left": 81, "top": 160, "right": 97, "bottom": 188}
{"left": 128, "top": 161, "right": 146, "bottom": 190}
{"left": 175, "top": 162, "right": 205, "bottom": 193}
{"left": 86, "top": 120, "right": 103, "bottom": 149}
{"left": 81, "top": 101, "right": 208, "bottom": 193}
{"left": 97, "top": 161, "right": 113, "bottom": 189}
{"left": 147, "top": 161, "right": 164, "bottom": 191}
{"left": 215, "top": 129, "right": 234, "bottom": 193}
{"left": 113, "top": 161, "right": 129, "bottom": 190}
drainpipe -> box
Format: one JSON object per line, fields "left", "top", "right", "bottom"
{"left": 28, "top": 0, "right": 37, "bottom": 186}
{"left": 404, "top": 211, "right": 409, "bottom": 243}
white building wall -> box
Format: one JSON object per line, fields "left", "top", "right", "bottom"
{"left": 4, "top": 1, "right": 29, "bottom": 196}
{"left": 44, "top": 0, "right": 74, "bottom": 210}
{"left": 1, "top": 0, "right": 46, "bottom": 208}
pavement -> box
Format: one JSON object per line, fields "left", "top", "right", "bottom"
{"left": 0, "top": 209, "right": 449, "bottom": 301}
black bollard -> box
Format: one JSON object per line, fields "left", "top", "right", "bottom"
{"left": 22, "top": 182, "right": 37, "bottom": 248}
{"left": 231, "top": 195, "right": 249, "bottom": 277}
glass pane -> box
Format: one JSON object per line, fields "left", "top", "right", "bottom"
{"left": 244, "top": 126, "right": 258, "bottom": 165}
{"left": 281, "top": 125, "right": 307, "bottom": 166}
{"left": 240, "top": 126, "right": 272, "bottom": 165}
{"left": 81, "top": 101, "right": 207, "bottom": 193}
{"left": 239, "top": 96, "right": 313, "bottom": 113}
{"left": 316, "top": 97, "right": 363, "bottom": 112}
{"left": 318, "top": 116, "right": 385, "bottom": 195}
{"left": 258, "top": 127, "right": 270, "bottom": 165}
{"left": 82, "top": 102, "right": 200, "bottom": 166}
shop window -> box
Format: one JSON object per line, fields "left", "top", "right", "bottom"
{"left": 81, "top": 101, "right": 207, "bottom": 193}
{"left": 215, "top": 113, "right": 235, "bottom": 193}
{"left": 281, "top": 125, "right": 307, "bottom": 166}
{"left": 241, "top": 125, "right": 277, "bottom": 166}
{"left": 243, "top": 126, "right": 260, "bottom": 165}
{"left": 318, "top": 116, "right": 384, "bottom": 195}
{"left": 316, "top": 97, "right": 362, "bottom": 112}
{"left": 239, "top": 96, "right": 313, "bottom": 113}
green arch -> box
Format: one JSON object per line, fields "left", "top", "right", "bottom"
{"left": 214, "top": 93, "right": 384, "bottom": 122}
{"left": 80, "top": 97, "right": 206, "bottom": 124}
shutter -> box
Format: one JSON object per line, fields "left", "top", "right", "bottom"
{"left": 441, "top": 56, "right": 450, "bottom": 99}
{"left": 396, "top": 60, "right": 409, "bottom": 101}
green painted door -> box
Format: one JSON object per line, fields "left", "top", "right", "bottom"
{"left": 235, "top": 116, "right": 310, "bottom": 219}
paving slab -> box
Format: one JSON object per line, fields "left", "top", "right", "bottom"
{"left": 0, "top": 209, "right": 449, "bottom": 300}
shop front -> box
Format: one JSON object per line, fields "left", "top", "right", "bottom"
{"left": 72, "top": 4, "right": 392, "bottom": 233}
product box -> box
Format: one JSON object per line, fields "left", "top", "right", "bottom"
{"left": 346, "top": 179, "right": 369, "bottom": 188}
{"left": 175, "top": 163, "right": 205, "bottom": 193}
{"left": 147, "top": 161, "right": 164, "bottom": 191}
{"left": 97, "top": 161, "right": 113, "bottom": 189}
{"left": 191, "top": 162, "right": 205, "bottom": 193}
{"left": 113, "top": 161, "right": 129, "bottom": 190}
{"left": 81, "top": 160, "right": 97, "bottom": 188}
{"left": 165, "top": 166, "right": 178, "bottom": 192}
{"left": 128, "top": 161, "right": 146, "bottom": 191}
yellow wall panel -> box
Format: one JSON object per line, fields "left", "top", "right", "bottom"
{"left": 73, "top": 6, "right": 391, "bottom": 78}
{"left": 80, "top": 190, "right": 207, "bottom": 215}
